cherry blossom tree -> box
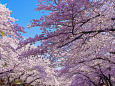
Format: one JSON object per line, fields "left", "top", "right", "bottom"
{"left": 58, "top": 33, "right": 115, "bottom": 86}
{"left": 0, "top": 0, "right": 115, "bottom": 85}
{"left": 0, "top": 3, "right": 25, "bottom": 77}
{"left": 0, "top": 4, "right": 25, "bottom": 39}
{"left": 0, "top": 36, "right": 60, "bottom": 86}
{"left": 0, "top": 4, "right": 24, "bottom": 81}
{"left": 19, "top": 0, "right": 115, "bottom": 86}
{"left": 0, "top": 3, "right": 59, "bottom": 86}
{"left": 0, "top": 3, "right": 25, "bottom": 59}
{"left": 22, "top": 0, "right": 114, "bottom": 48}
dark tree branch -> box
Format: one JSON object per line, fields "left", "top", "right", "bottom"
{"left": 59, "top": 28, "right": 115, "bottom": 48}
{"left": 28, "top": 77, "right": 40, "bottom": 85}
{"left": 0, "top": 69, "right": 13, "bottom": 75}
{"left": 77, "top": 72, "right": 98, "bottom": 86}
{"left": 11, "top": 72, "right": 25, "bottom": 83}
{"left": 57, "top": 33, "right": 83, "bottom": 48}
{"left": 98, "top": 65, "right": 113, "bottom": 86}
{"left": 110, "top": 52, "right": 115, "bottom": 54}
{"left": 23, "top": 73, "right": 34, "bottom": 82}
{"left": 72, "top": 14, "right": 100, "bottom": 35}
{"left": 111, "top": 17, "right": 115, "bottom": 20}
{"left": 54, "top": 0, "right": 58, "bottom": 5}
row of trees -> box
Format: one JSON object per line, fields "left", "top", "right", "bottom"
{"left": 0, "top": 0, "right": 115, "bottom": 86}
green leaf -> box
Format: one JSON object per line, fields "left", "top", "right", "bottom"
{"left": 2, "top": 62, "right": 8, "bottom": 67}
{"left": 14, "top": 80, "right": 22, "bottom": 85}
{"left": 0, "top": 31, "right": 5, "bottom": 36}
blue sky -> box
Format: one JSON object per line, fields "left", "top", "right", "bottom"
{"left": 0, "top": 0, "right": 44, "bottom": 39}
